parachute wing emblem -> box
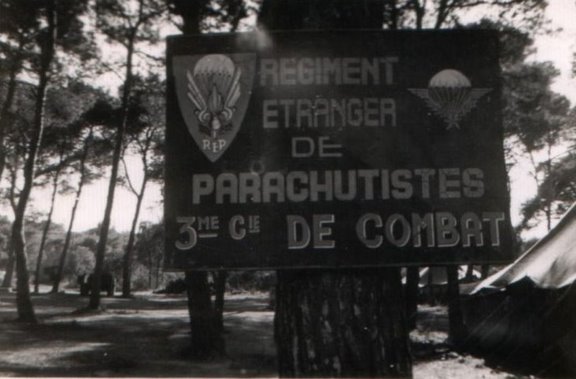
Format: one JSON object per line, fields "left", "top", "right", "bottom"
{"left": 408, "top": 88, "right": 440, "bottom": 112}
{"left": 409, "top": 70, "right": 492, "bottom": 130}
{"left": 459, "top": 88, "right": 492, "bottom": 117}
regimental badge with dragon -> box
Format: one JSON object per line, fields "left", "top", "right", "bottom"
{"left": 409, "top": 69, "right": 491, "bottom": 130}
{"left": 173, "top": 54, "right": 255, "bottom": 162}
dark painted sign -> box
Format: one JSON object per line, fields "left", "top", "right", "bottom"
{"left": 165, "top": 30, "right": 513, "bottom": 270}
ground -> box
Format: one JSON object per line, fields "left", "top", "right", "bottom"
{"left": 0, "top": 287, "right": 537, "bottom": 378}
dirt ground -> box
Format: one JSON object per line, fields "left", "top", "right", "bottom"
{"left": 0, "top": 288, "right": 537, "bottom": 378}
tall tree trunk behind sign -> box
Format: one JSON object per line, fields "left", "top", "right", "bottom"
{"left": 259, "top": 1, "right": 412, "bottom": 376}
{"left": 275, "top": 269, "right": 411, "bottom": 377}
{"left": 213, "top": 271, "right": 227, "bottom": 334}
{"left": 446, "top": 265, "right": 466, "bottom": 348}
{"left": 405, "top": 267, "right": 420, "bottom": 330}
{"left": 184, "top": 271, "right": 225, "bottom": 358}
{"left": 166, "top": 0, "right": 226, "bottom": 359}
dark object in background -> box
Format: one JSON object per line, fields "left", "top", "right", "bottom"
{"left": 155, "top": 278, "right": 187, "bottom": 294}
{"left": 78, "top": 272, "right": 115, "bottom": 296}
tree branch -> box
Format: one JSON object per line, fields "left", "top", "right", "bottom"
{"left": 34, "top": 150, "right": 85, "bottom": 178}
{"left": 121, "top": 156, "right": 139, "bottom": 196}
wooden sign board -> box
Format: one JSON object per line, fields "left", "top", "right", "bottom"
{"left": 165, "top": 30, "right": 513, "bottom": 270}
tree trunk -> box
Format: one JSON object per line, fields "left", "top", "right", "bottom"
{"left": 2, "top": 161, "right": 19, "bottom": 289}
{"left": 34, "top": 168, "right": 61, "bottom": 293}
{"left": 446, "top": 265, "right": 466, "bottom": 348}
{"left": 12, "top": 219, "right": 36, "bottom": 323}
{"left": 148, "top": 248, "right": 153, "bottom": 289}
{"left": 434, "top": 0, "right": 450, "bottom": 29}
{"left": 465, "top": 264, "right": 475, "bottom": 281}
{"left": 275, "top": 269, "right": 412, "bottom": 377}
{"left": 121, "top": 184, "right": 146, "bottom": 297}
{"left": 405, "top": 267, "right": 419, "bottom": 330}
{"left": 481, "top": 264, "right": 490, "bottom": 278}
{"left": 184, "top": 271, "right": 225, "bottom": 359}
{"left": 213, "top": 271, "right": 227, "bottom": 334}
{"left": 168, "top": 0, "right": 210, "bottom": 34}
{"left": 259, "top": 2, "right": 412, "bottom": 376}
{"left": 89, "top": 143, "right": 124, "bottom": 306}
{"left": 414, "top": 2, "right": 425, "bottom": 30}
{"left": 11, "top": 0, "right": 57, "bottom": 323}
{"left": 166, "top": 0, "right": 227, "bottom": 359}
{"left": 258, "top": 0, "right": 385, "bottom": 31}
{"left": 51, "top": 135, "right": 90, "bottom": 293}
{"left": 0, "top": 36, "right": 25, "bottom": 182}
{"left": 89, "top": 121, "right": 126, "bottom": 307}
{"left": 1, "top": 243, "right": 15, "bottom": 288}
{"left": 154, "top": 256, "right": 161, "bottom": 289}
{"left": 89, "top": 16, "right": 139, "bottom": 310}
{"left": 427, "top": 266, "right": 435, "bottom": 304}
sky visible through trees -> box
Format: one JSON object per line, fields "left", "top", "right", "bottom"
{"left": 4, "top": 1, "right": 576, "bottom": 239}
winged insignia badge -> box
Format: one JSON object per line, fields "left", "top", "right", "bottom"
{"left": 409, "top": 69, "right": 491, "bottom": 130}
{"left": 186, "top": 55, "right": 242, "bottom": 139}
{"left": 173, "top": 53, "right": 254, "bottom": 162}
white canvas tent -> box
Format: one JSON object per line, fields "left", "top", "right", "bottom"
{"left": 463, "top": 202, "right": 576, "bottom": 375}
{"left": 472, "top": 202, "right": 576, "bottom": 293}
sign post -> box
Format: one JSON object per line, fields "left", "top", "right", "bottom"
{"left": 165, "top": 30, "right": 512, "bottom": 270}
